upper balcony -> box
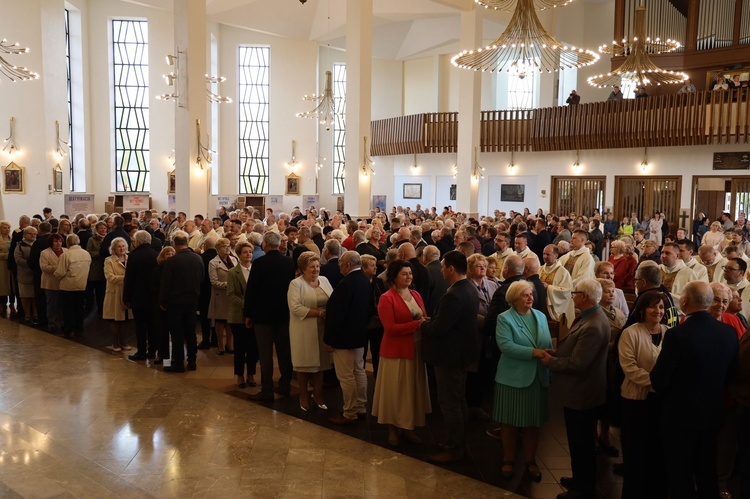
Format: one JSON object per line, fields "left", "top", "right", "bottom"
{"left": 370, "top": 89, "right": 750, "bottom": 155}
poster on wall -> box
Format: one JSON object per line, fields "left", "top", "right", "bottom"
{"left": 64, "top": 194, "right": 95, "bottom": 215}
{"left": 500, "top": 184, "right": 525, "bottom": 202}
{"left": 403, "top": 183, "right": 422, "bottom": 199}
{"left": 450, "top": 184, "right": 456, "bottom": 201}
{"left": 303, "top": 195, "right": 319, "bottom": 212}
{"left": 168, "top": 194, "right": 176, "bottom": 211}
{"left": 372, "top": 195, "right": 387, "bottom": 212}
{"left": 122, "top": 194, "right": 149, "bottom": 211}
{"left": 266, "top": 195, "right": 284, "bottom": 213}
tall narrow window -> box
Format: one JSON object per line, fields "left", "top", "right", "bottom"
{"left": 507, "top": 69, "right": 537, "bottom": 110}
{"left": 65, "top": 9, "right": 75, "bottom": 191}
{"left": 332, "top": 64, "right": 346, "bottom": 195}
{"left": 112, "top": 19, "right": 149, "bottom": 192}
{"left": 238, "top": 46, "right": 270, "bottom": 194}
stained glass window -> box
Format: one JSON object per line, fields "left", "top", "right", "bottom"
{"left": 112, "top": 19, "right": 149, "bottom": 192}
{"left": 65, "top": 9, "right": 76, "bottom": 191}
{"left": 238, "top": 46, "right": 270, "bottom": 195}
{"left": 332, "top": 63, "right": 346, "bottom": 195}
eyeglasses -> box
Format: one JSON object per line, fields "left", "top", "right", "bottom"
{"left": 724, "top": 267, "right": 742, "bottom": 272}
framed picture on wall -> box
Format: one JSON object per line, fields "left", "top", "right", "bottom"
{"left": 500, "top": 184, "right": 525, "bottom": 202}
{"left": 167, "top": 169, "right": 176, "bottom": 194}
{"left": 403, "top": 183, "right": 422, "bottom": 199}
{"left": 3, "top": 162, "right": 24, "bottom": 194}
{"left": 285, "top": 173, "right": 300, "bottom": 195}
{"left": 450, "top": 184, "right": 456, "bottom": 201}
{"left": 372, "top": 195, "right": 387, "bottom": 212}
{"left": 53, "top": 164, "right": 63, "bottom": 193}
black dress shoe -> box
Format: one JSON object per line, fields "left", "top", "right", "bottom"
{"left": 128, "top": 353, "right": 147, "bottom": 361}
{"left": 163, "top": 365, "right": 185, "bottom": 373}
{"left": 248, "top": 391, "right": 274, "bottom": 402}
{"left": 273, "top": 387, "right": 290, "bottom": 397}
{"left": 559, "top": 477, "right": 578, "bottom": 490}
{"left": 187, "top": 362, "right": 197, "bottom": 371}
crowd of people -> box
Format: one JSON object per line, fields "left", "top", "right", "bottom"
{"left": 0, "top": 203, "right": 748, "bottom": 499}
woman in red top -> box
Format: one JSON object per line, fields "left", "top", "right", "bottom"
{"left": 371, "top": 260, "right": 432, "bottom": 446}
{"left": 609, "top": 240, "right": 637, "bottom": 290}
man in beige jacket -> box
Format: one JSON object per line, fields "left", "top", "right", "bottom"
{"left": 55, "top": 234, "right": 91, "bottom": 337}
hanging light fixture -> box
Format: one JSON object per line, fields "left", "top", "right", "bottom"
{"left": 572, "top": 149, "right": 581, "bottom": 172}
{"left": 588, "top": 6, "right": 687, "bottom": 88}
{"left": 453, "top": 0, "right": 599, "bottom": 76}
{"left": 286, "top": 140, "right": 300, "bottom": 170}
{"left": 297, "top": 70, "right": 340, "bottom": 131}
{"left": 640, "top": 147, "right": 649, "bottom": 171}
{"left": 195, "top": 119, "right": 215, "bottom": 170}
{"left": 473, "top": 146, "right": 485, "bottom": 180}
{"left": 53, "top": 120, "right": 69, "bottom": 161}
{"left": 508, "top": 150, "right": 516, "bottom": 172}
{"left": 2, "top": 116, "right": 20, "bottom": 156}
{"left": 474, "top": 0, "right": 574, "bottom": 10}
{"left": 411, "top": 154, "right": 419, "bottom": 171}
{"left": 361, "top": 136, "right": 375, "bottom": 176}
{"left": 0, "top": 38, "right": 39, "bottom": 82}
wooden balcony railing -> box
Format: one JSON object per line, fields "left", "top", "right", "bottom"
{"left": 369, "top": 89, "right": 750, "bottom": 155}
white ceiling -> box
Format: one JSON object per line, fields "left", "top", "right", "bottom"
{"left": 124, "top": 0, "right": 600, "bottom": 60}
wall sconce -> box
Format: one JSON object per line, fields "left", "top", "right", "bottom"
{"left": 205, "top": 74, "right": 232, "bottom": 104}
{"left": 640, "top": 147, "right": 649, "bottom": 171}
{"left": 507, "top": 150, "right": 517, "bottom": 172}
{"left": 53, "top": 120, "right": 69, "bottom": 161}
{"left": 472, "top": 146, "right": 485, "bottom": 180}
{"left": 0, "top": 38, "right": 39, "bottom": 82}
{"left": 2, "top": 116, "right": 20, "bottom": 157}
{"left": 286, "top": 140, "right": 300, "bottom": 170}
{"left": 195, "top": 118, "right": 215, "bottom": 170}
{"left": 361, "top": 136, "right": 375, "bottom": 176}
{"left": 573, "top": 150, "right": 581, "bottom": 173}
{"left": 157, "top": 51, "right": 182, "bottom": 103}
{"left": 411, "top": 153, "right": 419, "bottom": 172}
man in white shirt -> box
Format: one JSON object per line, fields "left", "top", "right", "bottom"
{"left": 196, "top": 219, "right": 218, "bottom": 252}
{"left": 539, "top": 244, "right": 575, "bottom": 327}
{"left": 677, "top": 239, "right": 709, "bottom": 282}
{"left": 659, "top": 242, "right": 696, "bottom": 317}
{"left": 558, "top": 229, "right": 596, "bottom": 286}
{"left": 491, "top": 232, "right": 516, "bottom": 282}
{"left": 699, "top": 244, "right": 727, "bottom": 282}
{"left": 722, "top": 257, "right": 750, "bottom": 323}
{"left": 183, "top": 220, "right": 202, "bottom": 250}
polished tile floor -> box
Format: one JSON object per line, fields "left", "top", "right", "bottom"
{"left": 0, "top": 311, "right": 624, "bottom": 498}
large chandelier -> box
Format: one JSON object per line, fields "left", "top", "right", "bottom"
{"left": 452, "top": 0, "right": 599, "bottom": 76}
{"left": 0, "top": 38, "right": 39, "bottom": 82}
{"left": 474, "top": 0, "right": 574, "bottom": 11}
{"left": 587, "top": 6, "right": 687, "bottom": 88}
{"left": 296, "top": 70, "right": 340, "bottom": 131}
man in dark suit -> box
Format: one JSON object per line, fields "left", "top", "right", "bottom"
{"left": 76, "top": 218, "right": 93, "bottom": 252}
{"left": 435, "top": 227, "right": 455, "bottom": 257}
{"left": 423, "top": 245, "right": 448, "bottom": 317}
{"left": 651, "top": 281, "right": 739, "bottom": 499}
{"left": 320, "top": 239, "right": 343, "bottom": 288}
{"left": 421, "top": 250, "right": 479, "bottom": 463}
{"left": 244, "top": 231, "right": 296, "bottom": 401}
{"left": 523, "top": 257, "right": 549, "bottom": 318}
{"left": 398, "top": 243, "right": 430, "bottom": 306}
{"left": 530, "top": 219, "right": 552, "bottom": 263}
{"left": 29, "top": 221, "right": 51, "bottom": 326}
{"left": 542, "top": 279, "right": 610, "bottom": 499}
{"left": 324, "top": 251, "right": 371, "bottom": 424}
{"left": 160, "top": 231, "right": 204, "bottom": 373}
{"left": 197, "top": 237, "right": 218, "bottom": 349}
{"left": 101, "top": 214, "right": 130, "bottom": 259}
{"left": 123, "top": 230, "right": 159, "bottom": 361}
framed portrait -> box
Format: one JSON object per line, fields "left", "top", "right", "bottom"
{"left": 372, "top": 195, "right": 387, "bottom": 212}
{"left": 3, "top": 162, "right": 24, "bottom": 194}
{"left": 500, "top": 184, "right": 525, "bottom": 202}
{"left": 285, "top": 173, "right": 300, "bottom": 195}
{"left": 450, "top": 184, "right": 457, "bottom": 201}
{"left": 403, "top": 183, "right": 422, "bottom": 199}
{"left": 53, "top": 164, "right": 63, "bottom": 193}
{"left": 167, "top": 169, "right": 176, "bottom": 194}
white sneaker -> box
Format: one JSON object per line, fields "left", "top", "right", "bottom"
{"left": 120, "top": 344, "right": 132, "bottom": 351}
{"left": 112, "top": 345, "right": 122, "bottom": 352}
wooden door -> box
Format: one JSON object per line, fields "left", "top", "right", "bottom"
{"left": 551, "top": 176, "right": 606, "bottom": 217}
{"left": 614, "top": 176, "right": 681, "bottom": 229}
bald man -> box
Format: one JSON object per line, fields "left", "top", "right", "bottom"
{"left": 699, "top": 244, "right": 727, "bottom": 283}
{"left": 558, "top": 229, "right": 596, "bottom": 286}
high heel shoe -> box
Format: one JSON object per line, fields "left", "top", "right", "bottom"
{"left": 311, "top": 395, "right": 328, "bottom": 410}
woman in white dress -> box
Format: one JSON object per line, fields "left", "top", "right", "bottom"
{"left": 287, "top": 251, "right": 333, "bottom": 411}
{"left": 648, "top": 212, "right": 663, "bottom": 247}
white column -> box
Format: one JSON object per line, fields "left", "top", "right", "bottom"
{"left": 343, "top": 0, "right": 373, "bottom": 219}
{"left": 173, "top": 0, "right": 208, "bottom": 216}
{"left": 456, "top": 8, "right": 482, "bottom": 217}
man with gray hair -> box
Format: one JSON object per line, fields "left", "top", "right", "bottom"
{"left": 651, "top": 281, "right": 739, "bottom": 499}
{"left": 244, "top": 231, "right": 296, "bottom": 400}
{"left": 54, "top": 233, "right": 91, "bottom": 337}
{"left": 123, "top": 230, "right": 158, "bottom": 361}
{"left": 325, "top": 251, "right": 371, "bottom": 424}
{"left": 542, "top": 278, "right": 610, "bottom": 499}
{"left": 320, "top": 239, "right": 343, "bottom": 288}
{"left": 423, "top": 245, "right": 448, "bottom": 317}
